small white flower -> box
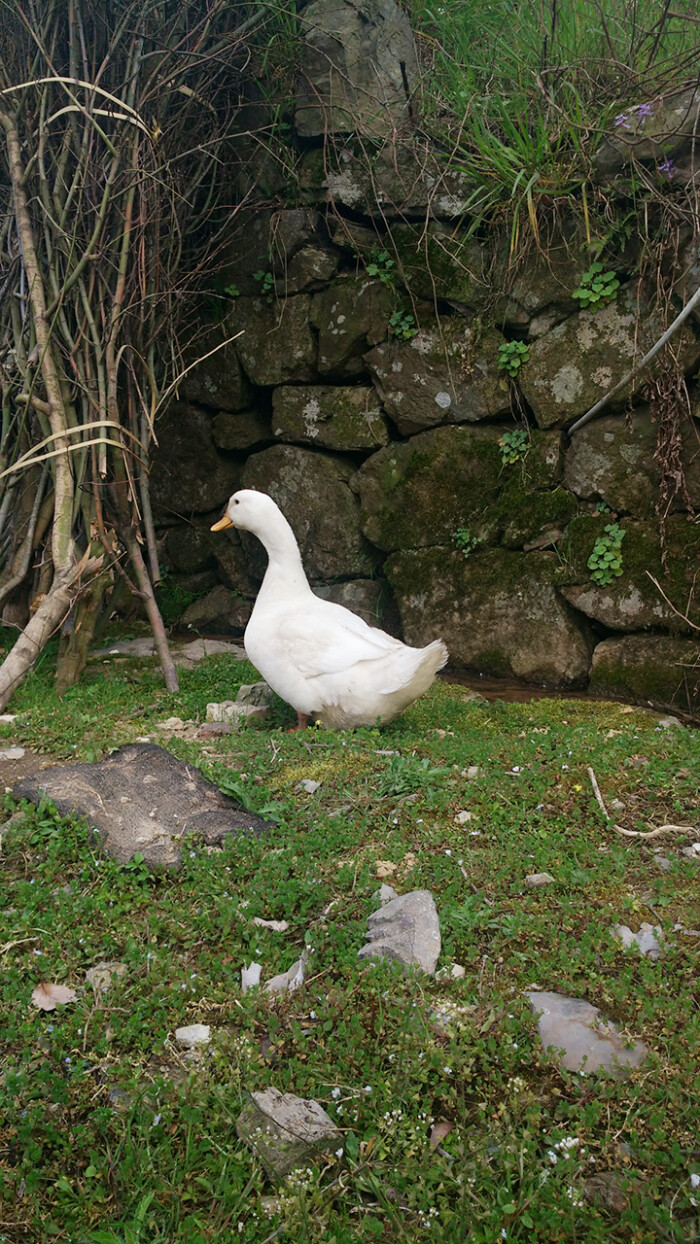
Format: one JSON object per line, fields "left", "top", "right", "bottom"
{"left": 335, "top": 1148, "right": 343, "bottom": 1158}
{"left": 331, "top": 1087, "right": 341, "bottom": 1099}
{"left": 691, "top": 1174, "right": 700, "bottom": 1189}
{"left": 443, "top": 1065, "right": 452, "bottom": 1074}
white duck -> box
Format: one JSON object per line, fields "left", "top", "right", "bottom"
{"left": 211, "top": 489, "right": 448, "bottom": 729}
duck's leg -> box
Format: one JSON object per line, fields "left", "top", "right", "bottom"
{"left": 289, "top": 712, "right": 309, "bottom": 732}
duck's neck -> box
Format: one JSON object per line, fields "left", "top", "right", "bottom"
{"left": 255, "top": 507, "right": 311, "bottom": 601}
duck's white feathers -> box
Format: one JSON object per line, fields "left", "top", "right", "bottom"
{"left": 220, "top": 489, "right": 448, "bottom": 728}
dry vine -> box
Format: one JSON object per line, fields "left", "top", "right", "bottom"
{"left": 0, "top": 0, "right": 262, "bottom": 708}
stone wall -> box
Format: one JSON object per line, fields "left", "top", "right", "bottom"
{"left": 151, "top": 0, "right": 700, "bottom": 714}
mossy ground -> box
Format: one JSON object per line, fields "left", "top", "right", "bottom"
{"left": 0, "top": 631, "right": 698, "bottom": 1243}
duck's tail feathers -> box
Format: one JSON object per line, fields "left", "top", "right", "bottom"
{"left": 379, "top": 638, "right": 448, "bottom": 695}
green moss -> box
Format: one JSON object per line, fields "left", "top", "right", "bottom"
{"left": 392, "top": 223, "right": 487, "bottom": 304}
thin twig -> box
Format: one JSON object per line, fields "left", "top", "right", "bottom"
{"left": 587, "top": 767, "right": 696, "bottom": 838}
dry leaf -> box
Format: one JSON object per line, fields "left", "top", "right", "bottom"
{"left": 375, "top": 860, "right": 397, "bottom": 878}
{"left": 430, "top": 1120, "right": 454, "bottom": 1148}
{"left": 31, "top": 981, "right": 78, "bottom": 1011}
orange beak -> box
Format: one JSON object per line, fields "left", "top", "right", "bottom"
{"left": 210, "top": 514, "right": 234, "bottom": 532}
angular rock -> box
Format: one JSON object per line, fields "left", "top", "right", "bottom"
{"left": 556, "top": 516, "right": 700, "bottom": 634}
{"left": 300, "top": 141, "right": 478, "bottom": 219}
{"left": 595, "top": 86, "right": 700, "bottom": 183}
{"left": 176, "top": 317, "right": 251, "bottom": 412}
{"left": 242, "top": 444, "right": 376, "bottom": 582}
{"left": 175, "top": 1024, "right": 211, "bottom": 1048}
{"left": 12, "top": 744, "right": 272, "bottom": 869}
{"left": 353, "top": 424, "right": 562, "bottom": 553}
{"left": 150, "top": 403, "right": 241, "bottom": 517}
{"left": 236, "top": 1086, "right": 342, "bottom": 1180}
{"left": 280, "top": 245, "right": 341, "bottom": 294}
{"left": 311, "top": 278, "right": 393, "bottom": 376}
{"left": 295, "top": 0, "right": 418, "bottom": 139}
{"left": 589, "top": 635, "right": 700, "bottom": 713}
{"left": 272, "top": 385, "right": 389, "bottom": 451}
{"left": 392, "top": 222, "right": 488, "bottom": 305}
{"left": 564, "top": 408, "right": 660, "bottom": 516}
{"left": 358, "top": 889, "right": 441, "bottom": 974}
{"left": 525, "top": 872, "right": 556, "bottom": 888}
{"left": 212, "top": 409, "right": 272, "bottom": 452}
{"left": 0, "top": 747, "right": 25, "bottom": 761}
{"left": 526, "top": 990, "right": 649, "bottom": 1076}
{"left": 232, "top": 296, "right": 317, "bottom": 386}
{"left": 612, "top": 923, "right": 664, "bottom": 958}
{"left": 181, "top": 585, "right": 252, "bottom": 636}
{"left": 583, "top": 1171, "right": 636, "bottom": 1215}
{"left": 265, "top": 950, "right": 308, "bottom": 994}
{"left": 364, "top": 319, "right": 510, "bottom": 435}
{"left": 385, "top": 547, "right": 592, "bottom": 687}
{"left": 241, "top": 962, "right": 262, "bottom": 994}
{"left": 492, "top": 224, "right": 586, "bottom": 329}
{"left": 519, "top": 284, "right": 700, "bottom": 429}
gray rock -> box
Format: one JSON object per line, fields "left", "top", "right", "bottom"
{"left": 358, "top": 889, "right": 441, "bottom": 974}
{"left": 525, "top": 872, "right": 556, "bottom": 887}
{"left": 265, "top": 950, "right": 308, "bottom": 994}
{"left": 386, "top": 546, "right": 592, "bottom": 688}
{"left": 564, "top": 408, "right": 660, "bottom": 516}
{"left": 519, "top": 284, "right": 700, "bottom": 429}
{"left": 392, "top": 222, "right": 488, "bottom": 305}
{"left": 364, "top": 319, "right": 510, "bottom": 436}
{"left": 0, "top": 747, "right": 25, "bottom": 761}
{"left": 205, "top": 696, "right": 270, "bottom": 727}
{"left": 236, "top": 683, "right": 275, "bottom": 709}
{"left": 212, "top": 409, "right": 272, "bottom": 452}
{"left": 312, "top": 142, "right": 477, "bottom": 219}
{"left": 181, "top": 585, "right": 252, "bottom": 636}
{"left": 236, "top": 1086, "right": 342, "bottom": 1180}
{"left": 233, "top": 296, "right": 317, "bottom": 386}
{"left": 612, "top": 922, "right": 664, "bottom": 958}
{"left": 595, "top": 85, "right": 700, "bottom": 182}
{"left": 150, "top": 403, "right": 241, "bottom": 517}
{"left": 311, "top": 278, "right": 393, "bottom": 376}
{"left": 175, "top": 1024, "right": 211, "bottom": 1048}
{"left": 12, "top": 744, "right": 272, "bottom": 869}
{"left": 526, "top": 990, "right": 649, "bottom": 1076}
{"left": 295, "top": 0, "right": 418, "bottom": 139}
{"left": 273, "top": 385, "right": 389, "bottom": 451}
{"left": 176, "top": 318, "right": 251, "bottom": 412}
{"left": 281, "top": 244, "right": 341, "bottom": 294}
{"left": 583, "top": 1171, "right": 634, "bottom": 1215}
{"left": 589, "top": 635, "right": 700, "bottom": 714}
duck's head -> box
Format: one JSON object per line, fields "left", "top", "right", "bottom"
{"left": 210, "top": 489, "right": 280, "bottom": 536}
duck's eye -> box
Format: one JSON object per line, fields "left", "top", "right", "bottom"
{"left": 234, "top": 499, "right": 239, "bottom": 504}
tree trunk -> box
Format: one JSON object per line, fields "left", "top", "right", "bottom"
{"left": 0, "top": 576, "right": 74, "bottom": 710}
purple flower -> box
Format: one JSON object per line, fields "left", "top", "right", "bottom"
{"left": 634, "top": 102, "right": 654, "bottom": 126}
{"left": 614, "top": 112, "right": 630, "bottom": 129}
{"left": 657, "top": 158, "right": 678, "bottom": 180}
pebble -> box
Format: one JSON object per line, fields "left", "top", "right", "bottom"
{"left": 0, "top": 747, "right": 25, "bottom": 761}
{"left": 454, "top": 810, "right": 473, "bottom": 824}
{"left": 525, "top": 872, "right": 556, "bottom": 888}
{"left": 175, "top": 1024, "right": 211, "bottom": 1048}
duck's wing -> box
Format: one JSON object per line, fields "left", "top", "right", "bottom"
{"left": 282, "top": 603, "right": 404, "bottom": 679}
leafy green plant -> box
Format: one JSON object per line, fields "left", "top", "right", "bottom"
{"left": 497, "top": 340, "right": 530, "bottom": 377}
{"left": 366, "top": 249, "right": 396, "bottom": 286}
{"left": 389, "top": 309, "right": 418, "bottom": 340}
{"left": 223, "top": 282, "right": 240, "bottom": 299}
{"left": 253, "top": 270, "right": 275, "bottom": 298}
{"left": 498, "top": 428, "right": 529, "bottom": 464}
{"left": 453, "top": 527, "right": 483, "bottom": 558}
{"left": 588, "top": 522, "right": 626, "bottom": 585}
{"left": 572, "top": 262, "right": 620, "bottom": 310}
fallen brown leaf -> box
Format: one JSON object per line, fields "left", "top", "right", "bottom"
{"left": 430, "top": 1120, "right": 454, "bottom": 1148}
{"left": 31, "top": 981, "right": 78, "bottom": 1011}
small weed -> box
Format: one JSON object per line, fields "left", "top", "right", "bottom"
{"left": 572, "top": 262, "right": 621, "bottom": 310}
{"left": 498, "top": 428, "right": 529, "bottom": 464}
{"left": 366, "top": 249, "right": 396, "bottom": 286}
{"left": 497, "top": 340, "right": 530, "bottom": 377}
{"left": 224, "top": 282, "right": 240, "bottom": 298}
{"left": 253, "top": 270, "right": 275, "bottom": 299}
{"left": 389, "top": 308, "right": 418, "bottom": 340}
{"left": 588, "top": 522, "right": 626, "bottom": 585}
{"left": 453, "top": 527, "right": 483, "bottom": 558}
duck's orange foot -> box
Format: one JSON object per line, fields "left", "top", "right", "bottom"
{"left": 288, "top": 712, "right": 310, "bottom": 732}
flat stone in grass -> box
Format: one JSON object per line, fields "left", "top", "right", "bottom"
{"left": 236, "top": 1087, "right": 342, "bottom": 1180}
{"left": 612, "top": 923, "right": 664, "bottom": 958}
{"left": 526, "top": 990, "right": 649, "bottom": 1077}
{"left": 358, "top": 889, "right": 441, "bottom": 974}
{"left": 12, "top": 743, "right": 273, "bottom": 869}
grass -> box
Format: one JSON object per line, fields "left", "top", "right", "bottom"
{"left": 0, "top": 638, "right": 699, "bottom": 1242}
